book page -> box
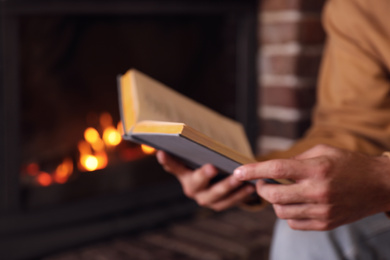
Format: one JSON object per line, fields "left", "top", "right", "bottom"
{"left": 118, "top": 72, "right": 138, "bottom": 134}
{"left": 130, "top": 69, "right": 254, "bottom": 158}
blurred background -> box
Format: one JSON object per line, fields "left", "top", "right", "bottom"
{"left": 0, "top": 0, "right": 325, "bottom": 259}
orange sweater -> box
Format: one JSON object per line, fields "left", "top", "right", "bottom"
{"left": 264, "top": 0, "right": 390, "bottom": 159}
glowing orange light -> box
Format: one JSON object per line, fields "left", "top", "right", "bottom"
{"left": 84, "top": 127, "right": 100, "bottom": 144}
{"left": 78, "top": 140, "right": 95, "bottom": 172}
{"left": 91, "top": 139, "right": 105, "bottom": 152}
{"left": 78, "top": 140, "right": 92, "bottom": 155}
{"left": 95, "top": 151, "right": 108, "bottom": 169}
{"left": 141, "top": 144, "right": 156, "bottom": 154}
{"left": 37, "top": 172, "right": 52, "bottom": 186}
{"left": 54, "top": 157, "right": 73, "bottom": 184}
{"left": 26, "top": 163, "right": 39, "bottom": 176}
{"left": 117, "top": 121, "right": 124, "bottom": 136}
{"left": 54, "top": 175, "right": 68, "bottom": 184}
{"left": 22, "top": 112, "right": 146, "bottom": 183}
{"left": 119, "top": 147, "right": 144, "bottom": 161}
{"left": 100, "top": 112, "right": 113, "bottom": 129}
{"left": 81, "top": 155, "right": 99, "bottom": 171}
{"left": 103, "top": 126, "right": 122, "bottom": 146}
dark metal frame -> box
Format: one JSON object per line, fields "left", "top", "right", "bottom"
{"left": 0, "top": 0, "right": 257, "bottom": 258}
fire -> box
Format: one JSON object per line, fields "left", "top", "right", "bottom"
{"left": 84, "top": 127, "right": 100, "bottom": 144}
{"left": 78, "top": 141, "right": 108, "bottom": 172}
{"left": 78, "top": 140, "right": 92, "bottom": 155}
{"left": 95, "top": 152, "right": 108, "bottom": 169}
{"left": 141, "top": 144, "right": 156, "bottom": 154}
{"left": 103, "top": 126, "right": 122, "bottom": 146}
{"left": 78, "top": 112, "right": 121, "bottom": 172}
{"left": 81, "top": 155, "right": 99, "bottom": 171}
{"left": 23, "top": 111, "right": 155, "bottom": 187}
{"left": 101, "top": 113, "right": 122, "bottom": 146}
{"left": 37, "top": 172, "right": 52, "bottom": 187}
{"left": 84, "top": 127, "right": 105, "bottom": 151}
{"left": 54, "top": 157, "right": 73, "bottom": 184}
{"left": 26, "top": 163, "right": 39, "bottom": 176}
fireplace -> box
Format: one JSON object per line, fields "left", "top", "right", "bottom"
{"left": 0, "top": 0, "right": 257, "bottom": 259}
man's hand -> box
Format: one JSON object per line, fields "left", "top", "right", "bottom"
{"left": 234, "top": 144, "right": 390, "bottom": 231}
{"left": 156, "top": 150, "right": 255, "bottom": 211}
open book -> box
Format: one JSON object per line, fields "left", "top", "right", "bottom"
{"left": 117, "top": 69, "right": 282, "bottom": 184}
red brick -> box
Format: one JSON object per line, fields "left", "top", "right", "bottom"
{"left": 261, "top": 87, "right": 317, "bottom": 109}
{"left": 260, "top": 119, "right": 312, "bottom": 139}
{"left": 260, "top": 0, "right": 326, "bottom": 12}
{"left": 260, "top": 54, "right": 322, "bottom": 77}
{"left": 259, "top": 18, "right": 325, "bottom": 45}
{"left": 260, "top": 22, "right": 298, "bottom": 44}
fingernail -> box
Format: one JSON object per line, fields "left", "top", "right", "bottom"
{"left": 233, "top": 167, "right": 245, "bottom": 179}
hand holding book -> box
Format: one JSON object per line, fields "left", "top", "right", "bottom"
{"left": 156, "top": 150, "right": 259, "bottom": 211}
{"left": 117, "top": 69, "right": 289, "bottom": 210}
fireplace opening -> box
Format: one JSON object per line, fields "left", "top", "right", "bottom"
{"left": 0, "top": 1, "right": 257, "bottom": 259}
{"left": 19, "top": 14, "right": 239, "bottom": 209}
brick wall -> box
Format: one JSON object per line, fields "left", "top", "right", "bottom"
{"left": 256, "top": 0, "right": 326, "bottom": 154}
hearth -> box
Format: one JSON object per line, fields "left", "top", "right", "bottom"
{"left": 0, "top": 0, "right": 257, "bottom": 259}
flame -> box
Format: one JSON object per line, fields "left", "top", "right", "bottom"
{"left": 78, "top": 147, "right": 108, "bottom": 172}
{"left": 23, "top": 112, "right": 150, "bottom": 186}
{"left": 78, "top": 139, "right": 95, "bottom": 171}
{"left": 54, "top": 157, "right": 73, "bottom": 184}
{"left": 91, "top": 139, "right": 105, "bottom": 152}
{"left": 103, "top": 126, "right": 122, "bottom": 146}
{"left": 26, "top": 163, "right": 39, "bottom": 176}
{"left": 78, "top": 140, "right": 92, "bottom": 155}
{"left": 84, "top": 127, "right": 100, "bottom": 144}
{"left": 84, "top": 127, "right": 105, "bottom": 151}
{"left": 95, "top": 151, "right": 108, "bottom": 169}
{"left": 78, "top": 113, "right": 118, "bottom": 171}
{"left": 141, "top": 144, "right": 156, "bottom": 154}
{"left": 81, "top": 155, "right": 99, "bottom": 171}
{"left": 37, "top": 172, "right": 52, "bottom": 186}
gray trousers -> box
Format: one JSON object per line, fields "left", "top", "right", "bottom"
{"left": 270, "top": 213, "right": 390, "bottom": 260}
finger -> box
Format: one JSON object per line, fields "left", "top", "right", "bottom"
{"left": 156, "top": 151, "right": 219, "bottom": 198}
{"left": 180, "top": 164, "right": 219, "bottom": 198}
{"left": 208, "top": 185, "right": 256, "bottom": 212}
{"left": 194, "top": 175, "right": 250, "bottom": 207}
{"left": 272, "top": 203, "right": 330, "bottom": 220}
{"left": 287, "top": 219, "right": 334, "bottom": 231}
{"left": 156, "top": 150, "right": 190, "bottom": 176}
{"left": 256, "top": 180, "right": 316, "bottom": 204}
{"left": 234, "top": 159, "right": 311, "bottom": 182}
